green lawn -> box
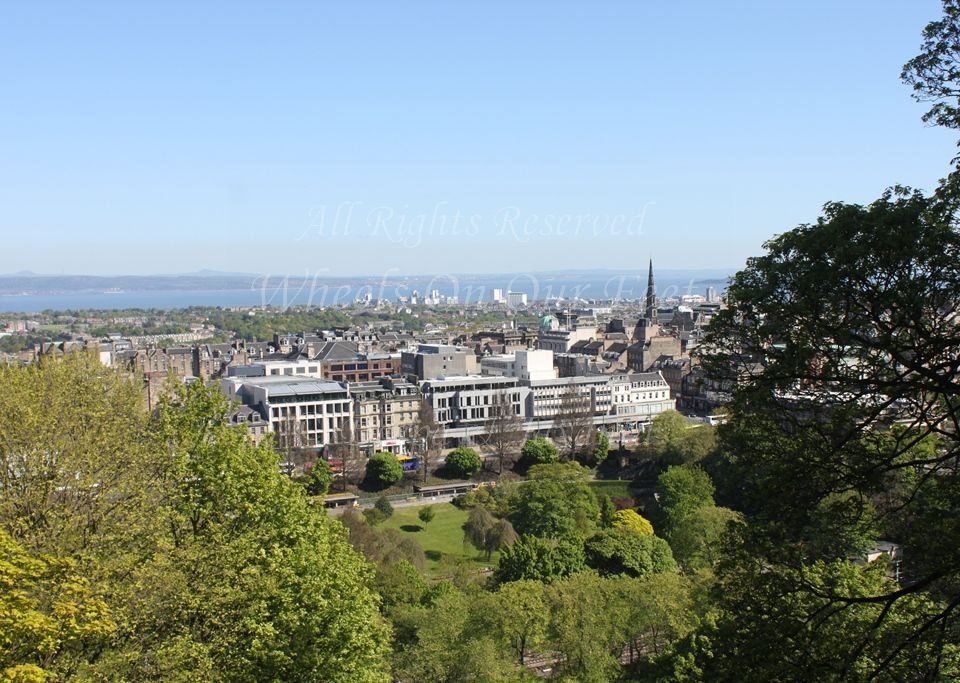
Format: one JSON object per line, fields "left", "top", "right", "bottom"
{"left": 379, "top": 502, "right": 496, "bottom": 577}
{"left": 588, "top": 480, "right": 636, "bottom": 501}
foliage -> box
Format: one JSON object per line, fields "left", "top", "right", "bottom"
{"left": 508, "top": 463, "right": 600, "bottom": 540}
{"left": 646, "top": 409, "right": 689, "bottom": 450}
{"left": 462, "top": 506, "right": 517, "bottom": 560}
{"left": 494, "top": 535, "right": 587, "bottom": 585}
{"left": 374, "top": 496, "right": 395, "bottom": 518}
{"left": 301, "top": 459, "right": 333, "bottom": 496}
{"left": 418, "top": 505, "right": 435, "bottom": 525}
{"left": 444, "top": 447, "right": 482, "bottom": 478}
{"left": 591, "top": 431, "right": 610, "bottom": 466}
{"left": 612, "top": 509, "right": 655, "bottom": 536}
{"left": 655, "top": 465, "right": 716, "bottom": 536}
{"left": 667, "top": 505, "right": 742, "bottom": 571}
{"left": 366, "top": 451, "right": 403, "bottom": 489}
{"left": 0, "top": 358, "right": 392, "bottom": 681}
{"left": 0, "top": 530, "right": 115, "bottom": 681}
{"left": 519, "top": 436, "right": 560, "bottom": 467}
{"left": 584, "top": 528, "right": 677, "bottom": 577}
{"left": 599, "top": 494, "right": 616, "bottom": 528}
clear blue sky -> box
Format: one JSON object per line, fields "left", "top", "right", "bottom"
{"left": 0, "top": 1, "right": 954, "bottom": 276}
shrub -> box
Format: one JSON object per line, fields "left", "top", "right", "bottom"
{"left": 520, "top": 437, "right": 560, "bottom": 467}
{"left": 445, "top": 447, "right": 482, "bottom": 478}
{"left": 374, "top": 496, "right": 394, "bottom": 518}
{"left": 366, "top": 451, "right": 403, "bottom": 489}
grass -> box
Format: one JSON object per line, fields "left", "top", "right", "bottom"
{"left": 379, "top": 502, "right": 497, "bottom": 577}
{"left": 588, "top": 480, "right": 637, "bottom": 501}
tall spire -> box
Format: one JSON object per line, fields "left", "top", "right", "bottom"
{"left": 645, "top": 258, "right": 657, "bottom": 322}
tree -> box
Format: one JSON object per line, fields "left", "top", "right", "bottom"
{"left": 493, "top": 580, "right": 548, "bottom": 666}
{"left": 591, "top": 431, "right": 610, "bottom": 466}
{"left": 374, "top": 496, "right": 394, "bottom": 518}
{"left": 696, "top": 185, "right": 960, "bottom": 676}
{"left": 545, "top": 573, "right": 628, "bottom": 682}
{"left": 553, "top": 382, "right": 594, "bottom": 460}
{"left": 483, "top": 389, "right": 525, "bottom": 476}
{"left": 366, "top": 451, "right": 403, "bottom": 489}
{"left": 519, "top": 436, "right": 559, "bottom": 467}
{"left": 418, "top": 505, "right": 436, "bottom": 526}
{"left": 0, "top": 359, "right": 392, "bottom": 681}
{"left": 599, "top": 494, "right": 617, "bottom": 528}
{"left": 494, "top": 535, "right": 587, "bottom": 584}
{"left": 275, "top": 410, "right": 314, "bottom": 472}
{"left": 508, "top": 462, "right": 600, "bottom": 540}
{"left": 902, "top": 0, "right": 960, "bottom": 132}
{"left": 645, "top": 409, "right": 689, "bottom": 453}
{"left": 667, "top": 505, "right": 742, "bottom": 572}
{"left": 462, "top": 506, "right": 517, "bottom": 560}
{"left": 0, "top": 529, "right": 115, "bottom": 681}
{"left": 301, "top": 459, "right": 333, "bottom": 496}
{"left": 331, "top": 420, "right": 365, "bottom": 490}
{"left": 445, "top": 446, "right": 482, "bottom": 478}
{"left": 612, "top": 509, "right": 655, "bottom": 536}
{"left": 655, "top": 465, "right": 715, "bottom": 536}
{"left": 584, "top": 528, "right": 677, "bottom": 577}
{"left": 414, "top": 399, "right": 444, "bottom": 483}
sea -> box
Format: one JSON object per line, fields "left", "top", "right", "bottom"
{"left": 0, "top": 271, "right": 732, "bottom": 313}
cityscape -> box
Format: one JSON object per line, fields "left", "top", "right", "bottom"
{"left": 3, "top": 2, "right": 960, "bottom": 682}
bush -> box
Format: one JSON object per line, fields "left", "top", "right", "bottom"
{"left": 363, "top": 508, "right": 387, "bottom": 526}
{"left": 374, "top": 496, "right": 394, "bottom": 518}
{"left": 445, "top": 447, "right": 482, "bottom": 478}
{"left": 366, "top": 451, "right": 403, "bottom": 489}
{"left": 520, "top": 437, "right": 560, "bottom": 467}
{"left": 612, "top": 509, "right": 654, "bottom": 536}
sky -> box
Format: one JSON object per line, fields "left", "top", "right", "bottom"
{"left": 0, "top": 1, "right": 955, "bottom": 277}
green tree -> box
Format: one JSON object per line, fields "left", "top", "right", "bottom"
{"left": 302, "top": 459, "right": 333, "bottom": 496}
{"left": 494, "top": 535, "right": 587, "bottom": 584}
{"left": 374, "top": 496, "right": 394, "bottom": 518}
{"left": 695, "top": 183, "right": 960, "bottom": 676}
{"left": 646, "top": 410, "right": 689, "bottom": 451}
{"left": 545, "top": 573, "right": 626, "bottom": 682}
{"left": 366, "top": 451, "right": 403, "bottom": 489}
{"left": 493, "top": 580, "right": 548, "bottom": 666}
{"left": 591, "top": 431, "right": 610, "bottom": 466}
{"left": 599, "top": 494, "right": 617, "bottom": 528}
{"left": 508, "top": 462, "right": 600, "bottom": 539}
{"left": 445, "top": 447, "right": 482, "bottom": 478}
{"left": 668, "top": 505, "right": 742, "bottom": 572}
{"left": 655, "top": 465, "right": 715, "bottom": 536}
{"left": 418, "top": 505, "right": 436, "bottom": 526}
{"left": 584, "top": 528, "right": 677, "bottom": 577}
{"left": 520, "top": 436, "right": 560, "bottom": 467}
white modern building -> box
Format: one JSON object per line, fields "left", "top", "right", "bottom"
{"left": 221, "top": 376, "right": 352, "bottom": 448}
{"left": 506, "top": 291, "right": 528, "bottom": 307}
{"left": 480, "top": 349, "right": 557, "bottom": 381}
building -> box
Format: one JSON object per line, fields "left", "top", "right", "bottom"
{"left": 419, "top": 375, "right": 530, "bottom": 441}
{"left": 506, "top": 291, "right": 528, "bottom": 307}
{"left": 401, "top": 344, "right": 479, "bottom": 380}
{"left": 480, "top": 349, "right": 557, "bottom": 381}
{"left": 222, "top": 377, "right": 353, "bottom": 449}
{"left": 350, "top": 376, "right": 421, "bottom": 455}
{"left": 492, "top": 288, "right": 505, "bottom": 303}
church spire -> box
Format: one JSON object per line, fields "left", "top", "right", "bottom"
{"left": 645, "top": 258, "right": 657, "bottom": 322}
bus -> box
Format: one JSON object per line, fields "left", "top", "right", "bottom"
{"left": 397, "top": 454, "right": 420, "bottom": 472}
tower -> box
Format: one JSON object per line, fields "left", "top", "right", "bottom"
{"left": 645, "top": 259, "right": 657, "bottom": 322}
